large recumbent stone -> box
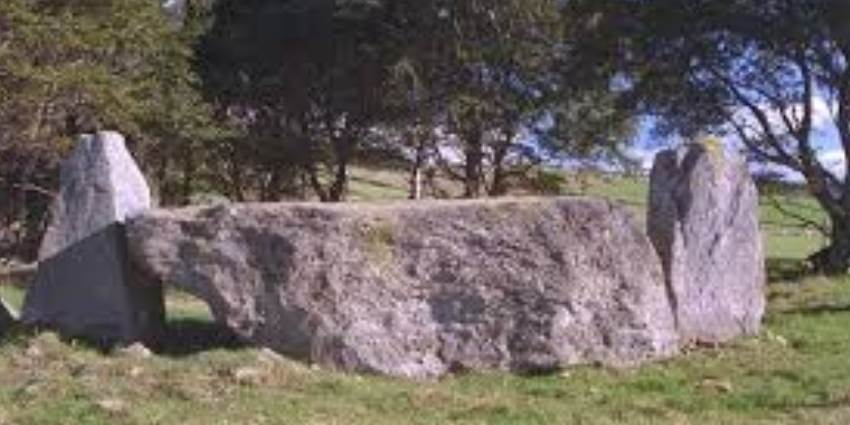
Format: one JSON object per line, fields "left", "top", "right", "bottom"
{"left": 127, "top": 198, "right": 679, "bottom": 378}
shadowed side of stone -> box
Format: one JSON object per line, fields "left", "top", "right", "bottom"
{"left": 648, "top": 144, "right": 766, "bottom": 345}
{"left": 22, "top": 132, "right": 164, "bottom": 346}
{"left": 128, "top": 198, "right": 679, "bottom": 378}
{"left": 24, "top": 224, "right": 163, "bottom": 344}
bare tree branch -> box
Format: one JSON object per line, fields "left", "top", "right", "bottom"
{"left": 764, "top": 193, "right": 829, "bottom": 236}
{"left": 706, "top": 65, "right": 801, "bottom": 169}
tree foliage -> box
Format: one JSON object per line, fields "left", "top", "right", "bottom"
{"left": 1, "top": 0, "right": 638, "bottom": 259}
{"left": 0, "top": 0, "right": 211, "bottom": 258}
{"left": 198, "top": 0, "right": 635, "bottom": 201}
{"left": 566, "top": 0, "right": 850, "bottom": 272}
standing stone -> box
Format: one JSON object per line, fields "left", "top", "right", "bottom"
{"left": 648, "top": 142, "right": 766, "bottom": 345}
{"left": 127, "top": 198, "right": 679, "bottom": 378}
{"left": 22, "top": 132, "right": 164, "bottom": 346}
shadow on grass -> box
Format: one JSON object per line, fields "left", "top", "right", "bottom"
{"left": 156, "top": 318, "right": 248, "bottom": 357}
{"left": 786, "top": 303, "right": 850, "bottom": 316}
{"left": 767, "top": 257, "right": 812, "bottom": 283}
{"left": 6, "top": 319, "right": 252, "bottom": 358}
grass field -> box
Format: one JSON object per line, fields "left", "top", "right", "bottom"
{"left": 0, "top": 173, "right": 846, "bottom": 424}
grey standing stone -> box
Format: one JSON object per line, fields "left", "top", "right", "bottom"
{"left": 127, "top": 198, "right": 679, "bottom": 379}
{"left": 648, "top": 143, "right": 766, "bottom": 345}
{"left": 37, "top": 132, "right": 152, "bottom": 259}
{"left": 22, "top": 132, "right": 164, "bottom": 345}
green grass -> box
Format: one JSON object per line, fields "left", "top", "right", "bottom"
{"left": 0, "top": 173, "right": 847, "bottom": 424}
{"left": 0, "top": 285, "right": 25, "bottom": 315}
{"left": 164, "top": 289, "right": 214, "bottom": 322}
{"left": 348, "top": 166, "right": 413, "bottom": 201}
{"left": 1, "top": 275, "right": 850, "bottom": 424}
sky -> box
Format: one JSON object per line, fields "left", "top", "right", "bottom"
{"left": 624, "top": 96, "right": 846, "bottom": 182}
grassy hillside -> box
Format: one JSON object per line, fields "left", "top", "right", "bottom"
{"left": 0, "top": 172, "right": 844, "bottom": 425}
{"left": 347, "top": 167, "right": 826, "bottom": 262}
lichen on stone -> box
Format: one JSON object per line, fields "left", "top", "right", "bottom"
{"left": 359, "top": 217, "right": 397, "bottom": 264}
{"left": 697, "top": 136, "right": 727, "bottom": 172}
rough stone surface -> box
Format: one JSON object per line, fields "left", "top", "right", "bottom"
{"left": 648, "top": 143, "right": 766, "bottom": 345}
{"left": 128, "top": 198, "right": 679, "bottom": 378}
{"left": 22, "top": 132, "right": 163, "bottom": 345}
{"left": 37, "top": 132, "right": 152, "bottom": 260}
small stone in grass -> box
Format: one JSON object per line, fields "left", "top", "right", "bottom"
{"left": 97, "top": 398, "right": 128, "bottom": 414}
{"left": 129, "top": 366, "right": 144, "bottom": 378}
{"left": 117, "top": 342, "right": 153, "bottom": 359}
{"left": 700, "top": 379, "right": 733, "bottom": 393}
{"left": 257, "top": 347, "right": 287, "bottom": 365}
{"left": 233, "top": 367, "right": 264, "bottom": 385}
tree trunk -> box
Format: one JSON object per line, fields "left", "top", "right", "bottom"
{"left": 409, "top": 165, "right": 422, "bottom": 200}
{"left": 327, "top": 160, "right": 349, "bottom": 203}
{"left": 306, "top": 162, "right": 329, "bottom": 202}
{"left": 408, "top": 134, "right": 426, "bottom": 200}
{"left": 180, "top": 142, "right": 195, "bottom": 206}
{"left": 262, "top": 169, "right": 283, "bottom": 202}
{"left": 809, "top": 212, "right": 850, "bottom": 274}
{"left": 488, "top": 139, "right": 511, "bottom": 197}
{"left": 325, "top": 135, "right": 352, "bottom": 203}
{"left": 305, "top": 145, "right": 349, "bottom": 203}
{"left": 463, "top": 129, "right": 484, "bottom": 198}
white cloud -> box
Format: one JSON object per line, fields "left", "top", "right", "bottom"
{"left": 623, "top": 146, "right": 664, "bottom": 172}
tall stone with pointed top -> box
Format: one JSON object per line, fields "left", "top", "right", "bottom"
{"left": 22, "top": 132, "right": 164, "bottom": 346}
{"left": 648, "top": 142, "right": 766, "bottom": 345}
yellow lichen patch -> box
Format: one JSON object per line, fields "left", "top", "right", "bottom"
{"left": 359, "top": 216, "right": 397, "bottom": 265}
{"left": 698, "top": 136, "right": 727, "bottom": 169}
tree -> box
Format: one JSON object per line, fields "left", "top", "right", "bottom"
{"left": 382, "top": 0, "right": 635, "bottom": 198}
{"left": 565, "top": 0, "right": 850, "bottom": 273}
{"left": 198, "top": 0, "right": 639, "bottom": 202}
{"left": 421, "top": 0, "right": 564, "bottom": 198}
{"left": 197, "top": 0, "right": 396, "bottom": 202}
{"left": 0, "top": 0, "right": 212, "bottom": 258}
